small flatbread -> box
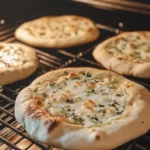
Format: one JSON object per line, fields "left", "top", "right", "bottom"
{"left": 0, "top": 42, "right": 38, "bottom": 85}
{"left": 15, "top": 67, "right": 150, "bottom": 150}
{"left": 15, "top": 15, "right": 100, "bottom": 48}
{"left": 93, "top": 31, "right": 150, "bottom": 78}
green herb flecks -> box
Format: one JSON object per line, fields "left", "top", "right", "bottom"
{"left": 68, "top": 113, "right": 85, "bottom": 125}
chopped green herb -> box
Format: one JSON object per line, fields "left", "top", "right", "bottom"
{"left": 91, "top": 116, "right": 99, "bottom": 123}
{"left": 113, "top": 100, "right": 119, "bottom": 105}
{"left": 116, "top": 93, "right": 124, "bottom": 97}
{"left": 99, "top": 109, "right": 106, "bottom": 114}
{"left": 98, "top": 104, "right": 105, "bottom": 107}
{"left": 48, "top": 102, "right": 51, "bottom": 105}
{"left": 117, "top": 110, "right": 123, "bottom": 115}
{"left": 49, "top": 82, "right": 55, "bottom": 87}
{"left": 67, "top": 108, "right": 71, "bottom": 111}
{"left": 86, "top": 89, "right": 98, "bottom": 95}
{"left": 42, "top": 93, "right": 47, "bottom": 98}
{"left": 109, "top": 103, "right": 119, "bottom": 111}
{"left": 86, "top": 72, "right": 91, "bottom": 77}
{"left": 68, "top": 113, "right": 84, "bottom": 124}
{"left": 109, "top": 103, "right": 116, "bottom": 107}
{"left": 66, "top": 99, "right": 74, "bottom": 104}
{"left": 75, "top": 97, "right": 82, "bottom": 101}
{"left": 33, "top": 89, "right": 37, "bottom": 93}
{"left": 64, "top": 71, "right": 68, "bottom": 75}
{"left": 109, "top": 51, "right": 113, "bottom": 54}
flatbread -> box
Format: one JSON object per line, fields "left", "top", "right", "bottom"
{"left": 15, "top": 15, "right": 100, "bottom": 48}
{"left": 0, "top": 42, "right": 38, "bottom": 85}
{"left": 93, "top": 31, "right": 150, "bottom": 78}
{"left": 15, "top": 67, "right": 150, "bottom": 150}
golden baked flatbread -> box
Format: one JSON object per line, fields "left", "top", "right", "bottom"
{"left": 93, "top": 31, "right": 150, "bottom": 78}
{"left": 0, "top": 42, "right": 38, "bottom": 85}
{"left": 15, "top": 68, "right": 150, "bottom": 150}
{"left": 15, "top": 15, "right": 100, "bottom": 48}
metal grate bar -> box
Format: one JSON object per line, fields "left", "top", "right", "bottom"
{"left": 0, "top": 136, "right": 21, "bottom": 150}
{"left": 0, "top": 32, "right": 14, "bottom": 41}
{"left": 96, "top": 23, "right": 117, "bottom": 33}
{"left": 0, "top": 26, "right": 17, "bottom": 36}
{"left": 0, "top": 119, "right": 49, "bottom": 149}
{"left": 0, "top": 93, "right": 15, "bottom": 104}
{"left": 2, "top": 86, "right": 18, "bottom": 95}
{"left": 36, "top": 49, "right": 62, "bottom": 61}
{"left": 95, "top": 0, "right": 150, "bottom": 10}
{"left": 0, "top": 123, "right": 22, "bottom": 141}
{"left": 73, "top": 0, "right": 150, "bottom": 15}
{"left": 37, "top": 54, "right": 62, "bottom": 66}
{"left": 0, "top": 107, "right": 14, "bottom": 118}
{"left": 39, "top": 60, "right": 58, "bottom": 68}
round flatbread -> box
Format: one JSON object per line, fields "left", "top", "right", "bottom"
{"left": 15, "top": 15, "right": 100, "bottom": 48}
{"left": 15, "top": 67, "right": 150, "bottom": 150}
{"left": 0, "top": 42, "right": 38, "bottom": 85}
{"left": 93, "top": 31, "right": 150, "bottom": 78}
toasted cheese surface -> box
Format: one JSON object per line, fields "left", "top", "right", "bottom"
{"left": 106, "top": 34, "right": 150, "bottom": 63}
{"left": 24, "top": 16, "right": 96, "bottom": 39}
{"left": 0, "top": 44, "right": 25, "bottom": 68}
{"left": 32, "top": 72, "right": 129, "bottom": 126}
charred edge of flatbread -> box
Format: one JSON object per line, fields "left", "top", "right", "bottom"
{"left": 24, "top": 96, "right": 64, "bottom": 133}
{"left": 25, "top": 104, "right": 47, "bottom": 119}
{"left": 44, "top": 119, "right": 60, "bottom": 133}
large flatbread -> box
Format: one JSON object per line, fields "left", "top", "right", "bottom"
{"left": 15, "top": 67, "right": 150, "bottom": 150}
{"left": 15, "top": 15, "right": 100, "bottom": 48}
{"left": 93, "top": 31, "right": 150, "bottom": 78}
{"left": 0, "top": 42, "right": 38, "bottom": 85}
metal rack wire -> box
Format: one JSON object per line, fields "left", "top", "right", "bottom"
{"left": 72, "top": 0, "right": 150, "bottom": 15}
{"left": 0, "top": 1, "right": 150, "bottom": 149}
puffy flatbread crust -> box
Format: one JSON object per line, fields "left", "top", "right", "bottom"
{"left": 93, "top": 31, "right": 150, "bottom": 78}
{"left": 15, "top": 68, "right": 150, "bottom": 150}
{"left": 0, "top": 42, "right": 38, "bottom": 85}
{"left": 15, "top": 15, "right": 100, "bottom": 48}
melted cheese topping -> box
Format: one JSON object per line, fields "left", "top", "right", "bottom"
{"left": 0, "top": 45, "right": 25, "bottom": 68}
{"left": 25, "top": 16, "right": 96, "bottom": 39}
{"left": 33, "top": 72, "right": 129, "bottom": 126}
{"left": 107, "top": 34, "right": 150, "bottom": 63}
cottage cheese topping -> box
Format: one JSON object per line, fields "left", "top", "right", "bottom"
{"left": 32, "top": 72, "right": 129, "bottom": 126}
{"left": 107, "top": 34, "right": 150, "bottom": 63}
{"left": 0, "top": 45, "right": 25, "bottom": 68}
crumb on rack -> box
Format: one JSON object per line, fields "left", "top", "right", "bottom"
{"left": 0, "top": 19, "right": 5, "bottom": 25}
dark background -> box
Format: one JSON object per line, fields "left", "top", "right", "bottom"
{"left": 0, "top": 0, "right": 150, "bottom": 31}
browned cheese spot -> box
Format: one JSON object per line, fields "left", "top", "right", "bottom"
{"left": 88, "top": 28, "right": 93, "bottom": 32}
{"left": 95, "top": 135, "right": 101, "bottom": 141}
{"left": 25, "top": 28, "right": 31, "bottom": 32}
{"left": 118, "top": 57, "right": 123, "bottom": 60}
{"left": 72, "top": 16, "right": 79, "bottom": 21}
{"left": 0, "top": 45, "right": 4, "bottom": 49}
{"left": 32, "top": 99, "right": 44, "bottom": 107}
{"left": 92, "top": 128, "right": 96, "bottom": 132}
{"left": 39, "top": 32, "right": 45, "bottom": 36}
{"left": 51, "top": 36, "right": 56, "bottom": 39}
